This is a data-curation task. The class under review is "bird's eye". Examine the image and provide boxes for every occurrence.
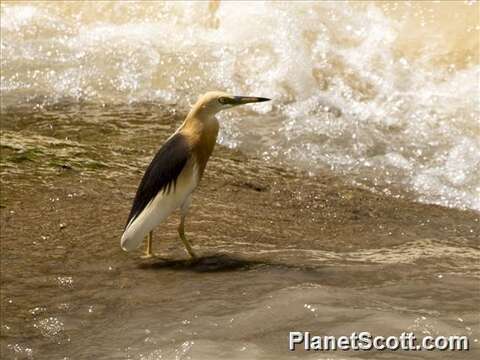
[218,97,229,104]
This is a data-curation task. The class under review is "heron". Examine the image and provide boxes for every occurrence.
[120,91,270,259]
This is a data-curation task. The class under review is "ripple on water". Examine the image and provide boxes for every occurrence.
[56,276,74,289]
[34,317,64,338]
[7,344,33,359]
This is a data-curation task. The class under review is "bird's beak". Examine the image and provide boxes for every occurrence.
[232,96,271,105]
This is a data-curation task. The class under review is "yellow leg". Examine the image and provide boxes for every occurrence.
[141,231,154,259]
[178,215,197,259]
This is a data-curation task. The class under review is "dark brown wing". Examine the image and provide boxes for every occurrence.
[125,133,190,228]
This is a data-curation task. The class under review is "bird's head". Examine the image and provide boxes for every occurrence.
[192,91,270,115]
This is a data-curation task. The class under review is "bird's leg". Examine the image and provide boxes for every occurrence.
[178,214,197,260]
[179,195,197,260]
[141,231,154,259]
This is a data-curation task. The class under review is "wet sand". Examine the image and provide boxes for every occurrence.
[1,103,479,359]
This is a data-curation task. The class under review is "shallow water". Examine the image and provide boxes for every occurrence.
[1,105,479,359]
[1,1,480,359]
[1,1,479,210]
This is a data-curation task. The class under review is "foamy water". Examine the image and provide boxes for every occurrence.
[1,1,479,210]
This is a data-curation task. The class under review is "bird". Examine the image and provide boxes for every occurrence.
[120,91,271,259]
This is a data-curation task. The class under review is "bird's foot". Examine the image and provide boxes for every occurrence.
[140,252,158,259]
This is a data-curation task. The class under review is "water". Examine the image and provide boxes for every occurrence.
[1,2,480,359]
[1,1,479,210]
[1,104,479,359]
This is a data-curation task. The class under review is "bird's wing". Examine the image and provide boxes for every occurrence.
[125,132,191,228]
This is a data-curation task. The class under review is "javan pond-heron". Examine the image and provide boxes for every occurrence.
[120,91,270,259]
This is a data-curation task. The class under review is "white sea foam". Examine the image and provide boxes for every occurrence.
[1,1,479,210]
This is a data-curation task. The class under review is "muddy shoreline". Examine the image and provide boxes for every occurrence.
[1,103,479,359]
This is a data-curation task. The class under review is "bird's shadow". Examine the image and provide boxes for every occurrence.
[137,253,279,273]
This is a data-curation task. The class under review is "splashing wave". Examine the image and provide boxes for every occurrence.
[1,1,479,210]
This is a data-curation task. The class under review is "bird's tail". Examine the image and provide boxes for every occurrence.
[120,220,145,251]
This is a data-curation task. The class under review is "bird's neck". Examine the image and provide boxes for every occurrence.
[180,111,219,177]
[182,103,219,138]
[181,112,219,142]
